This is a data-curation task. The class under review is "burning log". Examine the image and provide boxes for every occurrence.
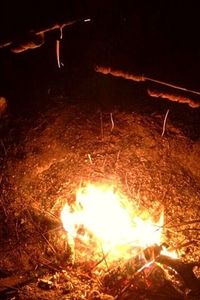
[95,66,200,108]
[101,244,181,299]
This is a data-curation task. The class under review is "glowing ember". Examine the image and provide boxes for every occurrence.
[61,184,176,263]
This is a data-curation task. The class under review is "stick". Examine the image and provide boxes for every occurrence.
[110,112,114,132]
[0,18,91,52]
[95,66,200,108]
[95,66,200,97]
[56,40,61,68]
[161,109,170,137]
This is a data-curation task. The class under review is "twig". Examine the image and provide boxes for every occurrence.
[56,40,61,68]
[60,26,63,40]
[161,109,170,137]
[146,77,200,96]
[87,154,93,165]
[115,150,121,167]
[110,112,114,132]
[56,26,64,69]
[40,231,57,255]
[92,252,109,271]
[100,246,109,271]
[91,244,109,271]
[29,205,60,228]
[44,226,63,234]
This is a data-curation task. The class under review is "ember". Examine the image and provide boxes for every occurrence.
[61,183,177,265]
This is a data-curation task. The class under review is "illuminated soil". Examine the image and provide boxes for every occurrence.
[1,85,200,299]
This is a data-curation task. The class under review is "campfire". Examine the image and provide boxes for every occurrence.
[2,1,200,299]
[61,183,176,265]
[58,183,200,299]
[1,103,200,299]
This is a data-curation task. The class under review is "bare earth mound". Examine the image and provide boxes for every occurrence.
[1,100,200,299]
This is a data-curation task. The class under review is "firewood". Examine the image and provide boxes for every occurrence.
[156,255,200,294]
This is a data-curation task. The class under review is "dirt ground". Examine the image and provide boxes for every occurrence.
[1,75,200,299]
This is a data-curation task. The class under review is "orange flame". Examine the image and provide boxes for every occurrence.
[61,184,177,263]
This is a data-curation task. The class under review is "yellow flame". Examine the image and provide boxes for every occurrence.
[61,184,176,262]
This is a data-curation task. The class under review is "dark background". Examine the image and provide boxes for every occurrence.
[1,1,200,114]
